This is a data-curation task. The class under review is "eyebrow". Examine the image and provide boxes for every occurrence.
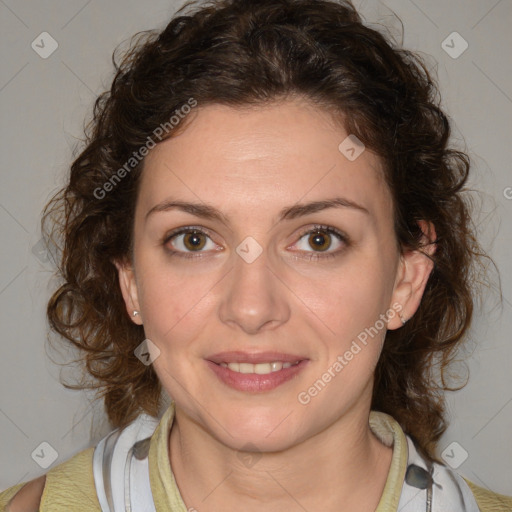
[145,196,369,224]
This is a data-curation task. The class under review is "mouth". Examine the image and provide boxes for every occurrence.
[218,360,301,375]
[206,351,309,392]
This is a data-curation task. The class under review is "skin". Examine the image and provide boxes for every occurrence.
[117,96,435,512]
[5,475,45,511]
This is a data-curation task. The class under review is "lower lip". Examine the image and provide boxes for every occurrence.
[206,360,309,392]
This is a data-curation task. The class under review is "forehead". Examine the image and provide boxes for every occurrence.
[137,99,392,224]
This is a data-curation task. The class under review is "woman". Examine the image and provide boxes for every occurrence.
[1,0,511,510]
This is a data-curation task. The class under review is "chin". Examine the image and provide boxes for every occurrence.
[212,408,304,452]
[227,430,300,454]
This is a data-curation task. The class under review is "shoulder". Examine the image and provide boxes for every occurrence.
[0,475,46,512]
[463,478,512,512]
[0,446,101,512]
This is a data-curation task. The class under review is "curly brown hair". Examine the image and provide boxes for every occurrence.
[42,0,493,462]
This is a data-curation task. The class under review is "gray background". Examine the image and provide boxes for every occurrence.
[1,0,511,497]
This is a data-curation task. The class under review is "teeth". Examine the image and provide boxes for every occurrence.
[220,361,299,374]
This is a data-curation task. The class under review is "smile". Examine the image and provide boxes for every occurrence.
[219,361,301,374]
[207,358,309,392]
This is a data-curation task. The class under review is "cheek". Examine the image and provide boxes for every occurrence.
[136,261,218,350]
[289,259,392,399]
[290,257,391,343]
[136,267,217,398]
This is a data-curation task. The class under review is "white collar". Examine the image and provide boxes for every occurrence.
[92,406,480,512]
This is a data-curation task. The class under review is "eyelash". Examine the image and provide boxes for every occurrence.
[162,224,349,261]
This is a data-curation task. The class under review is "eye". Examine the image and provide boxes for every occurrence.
[164,227,219,258]
[163,224,349,261]
[291,224,349,260]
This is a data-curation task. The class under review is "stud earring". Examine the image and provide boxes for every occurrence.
[399,313,407,325]
[133,310,140,317]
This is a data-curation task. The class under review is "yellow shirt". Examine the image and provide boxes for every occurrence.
[1,404,511,511]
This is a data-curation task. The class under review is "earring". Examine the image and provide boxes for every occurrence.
[399,313,407,325]
[133,310,140,317]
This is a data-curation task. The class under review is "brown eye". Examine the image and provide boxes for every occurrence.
[292,225,348,260]
[166,228,217,255]
[183,231,207,251]
[308,231,332,252]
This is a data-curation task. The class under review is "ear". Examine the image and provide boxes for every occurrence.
[114,257,143,325]
[387,220,436,330]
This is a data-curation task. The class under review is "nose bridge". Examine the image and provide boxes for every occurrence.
[218,240,290,333]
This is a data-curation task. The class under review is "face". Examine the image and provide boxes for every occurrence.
[117,97,433,451]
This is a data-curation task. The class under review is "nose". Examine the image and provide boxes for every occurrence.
[218,243,291,335]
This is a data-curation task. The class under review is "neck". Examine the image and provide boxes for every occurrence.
[168,401,393,512]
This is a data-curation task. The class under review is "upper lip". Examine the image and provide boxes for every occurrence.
[207,351,308,364]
